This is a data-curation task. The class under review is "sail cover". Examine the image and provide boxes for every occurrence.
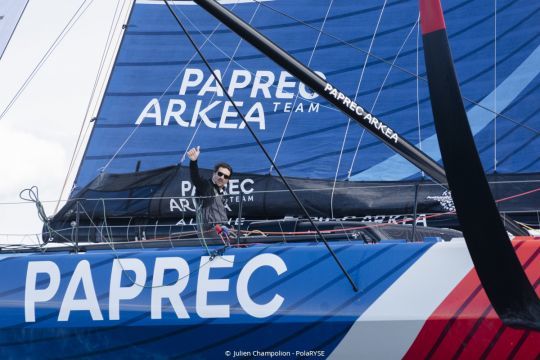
[0,0,29,59]
[71,0,540,222]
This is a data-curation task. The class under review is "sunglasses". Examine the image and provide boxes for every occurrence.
[217,171,230,179]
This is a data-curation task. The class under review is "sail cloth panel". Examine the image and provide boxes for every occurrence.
[0,0,29,59]
[74,1,540,189]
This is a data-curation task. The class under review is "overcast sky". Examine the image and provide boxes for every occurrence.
[0,0,132,243]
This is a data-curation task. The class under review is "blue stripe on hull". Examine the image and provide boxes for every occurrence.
[0,241,433,357]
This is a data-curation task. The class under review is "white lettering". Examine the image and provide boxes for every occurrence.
[109,258,146,320]
[164,99,188,126]
[283,102,292,113]
[196,256,234,318]
[239,102,265,130]
[59,260,102,321]
[170,198,182,212]
[135,98,162,125]
[237,254,286,318]
[219,101,242,129]
[198,70,224,97]
[151,257,190,319]
[228,70,252,97]
[190,100,220,128]
[25,261,61,322]
[181,181,192,197]
[308,103,320,112]
[179,68,204,95]
[251,71,275,98]
[240,179,255,194]
[276,72,295,99]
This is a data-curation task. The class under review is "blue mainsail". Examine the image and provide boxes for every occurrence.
[71,0,540,220]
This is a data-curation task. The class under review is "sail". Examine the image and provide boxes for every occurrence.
[0,0,29,59]
[69,0,540,224]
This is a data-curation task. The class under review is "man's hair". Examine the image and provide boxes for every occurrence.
[214,162,233,176]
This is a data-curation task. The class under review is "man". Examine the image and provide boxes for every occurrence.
[186,146,232,236]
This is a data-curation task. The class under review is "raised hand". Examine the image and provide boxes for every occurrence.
[187,146,201,161]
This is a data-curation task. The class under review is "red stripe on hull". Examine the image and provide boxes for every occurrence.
[404,240,540,359]
[513,331,540,359]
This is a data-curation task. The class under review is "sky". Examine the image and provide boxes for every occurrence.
[0,0,132,244]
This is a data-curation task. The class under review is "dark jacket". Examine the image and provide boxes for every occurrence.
[190,160,228,229]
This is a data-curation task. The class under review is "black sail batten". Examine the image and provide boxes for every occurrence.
[192,0,446,185]
[419,0,539,329]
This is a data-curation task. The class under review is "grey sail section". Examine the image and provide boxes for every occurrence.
[0,0,29,59]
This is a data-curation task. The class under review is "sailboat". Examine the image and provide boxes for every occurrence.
[0,0,538,358]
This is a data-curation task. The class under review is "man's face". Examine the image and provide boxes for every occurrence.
[212,166,231,188]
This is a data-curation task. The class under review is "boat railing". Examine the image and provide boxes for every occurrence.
[1,181,539,250]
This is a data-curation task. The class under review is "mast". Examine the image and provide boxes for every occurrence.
[192,0,447,185]
[419,0,539,329]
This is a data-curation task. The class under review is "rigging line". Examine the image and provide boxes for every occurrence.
[172,1,245,163]
[55,0,128,214]
[4,175,538,206]
[347,9,423,183]
[165,15,340,114]
[346,12,419,180]
[494,0,498,172]
[250,0,540,137]
[89,2,136,120]
[101,2,240,172]
[356,0,388,102]
[269,0,335,174]
[164,0,358,292]
[175,0,259,163]
[371,17,419,115]
[344,1,390,180]
[333,0,388,214]
[0,0,95,122]
[416,12,424,178]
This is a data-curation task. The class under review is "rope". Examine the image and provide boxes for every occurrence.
[101,1,243,172]
[346,14,420,179]
[269,0,335,173]
[164,0,359,291]
[18,186,77,248]
[493,0,498,171]
[416,14,424,178]
[160,10,339,114]
[250,0,540,137]
[177,1,260,164]
[332,0,389,215]
[55,0,129,214]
